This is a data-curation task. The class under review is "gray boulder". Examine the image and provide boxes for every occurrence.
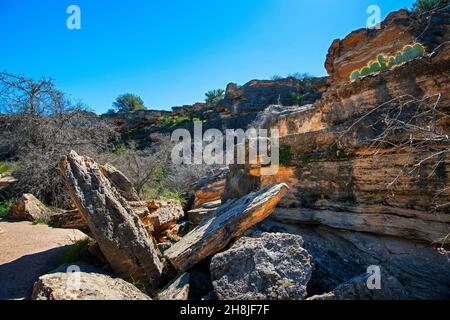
[59,151,164,293]
[32,263,151,300]
[210,232,313,300]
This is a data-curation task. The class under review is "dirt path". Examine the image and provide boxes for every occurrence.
[0,219,86,300]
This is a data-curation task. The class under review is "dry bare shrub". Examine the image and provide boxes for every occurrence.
[340,93,449,253]
[0,71,118,207]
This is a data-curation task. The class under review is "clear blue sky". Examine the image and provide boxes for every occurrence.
[0,0,415,114]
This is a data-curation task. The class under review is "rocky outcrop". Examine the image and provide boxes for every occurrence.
[307,272,408,300]
[8,194,52,222]
[59,151,164,293]
[32,263,151,300]
[325,8,450,83]
[218,77,328,114]
[164,184,289,273]
[210,232,312,300]
[247,40,450,245]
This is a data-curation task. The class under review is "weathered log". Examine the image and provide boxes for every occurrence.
[164,183,289,273]
[59,150,164,292]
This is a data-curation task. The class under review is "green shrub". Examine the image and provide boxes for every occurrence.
[279,145,292,167]
[377,55,388,71]
[360,67,371,77]
[0,163,13,175]
[412,43,425,58]
[112,143,126,155]
[370,61,382,73]
[350,71,361,81]
[326,143,349,160]
[62,238,92,264]
[387,56,396,68]
[32,218,48,226]
[402,45,415,61]
[0,199,16,218]
[113,93,146,112]
[160,189,186,203]
[204,89,225,104]
[411,0,449,14]
[349,43,427,81]
[297,152,319,166]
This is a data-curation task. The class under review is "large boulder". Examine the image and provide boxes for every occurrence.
[164,184,289,273]
[8,194,52,222]
[210,232,313,300]
[59,151,164,293]
[32,264,151,300]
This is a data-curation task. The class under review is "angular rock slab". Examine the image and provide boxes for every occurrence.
[210,232,313,300]
[165,184,289,273]
[8,194,51,222]
[60,150,164,292]
[32,263,151,300]
[158,273,190,300]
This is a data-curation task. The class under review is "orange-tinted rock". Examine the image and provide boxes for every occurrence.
[325,8,449,83]
[165,184,289,273]
[8,194,51,222]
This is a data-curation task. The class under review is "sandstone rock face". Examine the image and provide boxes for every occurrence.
[210,232,313,300]
[165,184,289,273]
[251,41,450,245]
[307,272,408,300]
[8,194,51,222]
[32,264,151,300]
[59,151,164,292]
[325,8,450,83]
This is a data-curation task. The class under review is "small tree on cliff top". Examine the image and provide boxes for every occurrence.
[204,89,225,105]
[113,93,146,112]
[411,0,449,14]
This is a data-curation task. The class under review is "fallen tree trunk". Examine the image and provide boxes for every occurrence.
[60,150,164,293]
[164,183,289,273]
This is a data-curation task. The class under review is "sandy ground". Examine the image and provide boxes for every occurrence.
[0,219,86,300]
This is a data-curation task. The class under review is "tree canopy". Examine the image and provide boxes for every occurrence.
[113,93,146,112]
